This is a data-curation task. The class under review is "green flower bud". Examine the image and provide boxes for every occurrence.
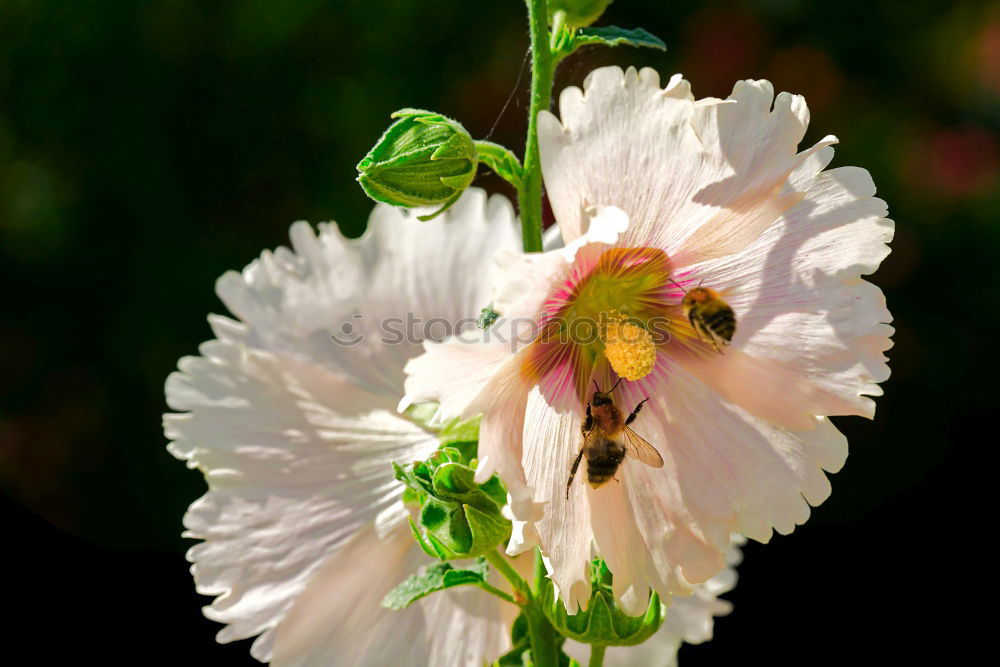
[539,559,664,647]
[394,448,511,560]
[477,304,500,329]
[548,0,613,28]
[356,109,478,221]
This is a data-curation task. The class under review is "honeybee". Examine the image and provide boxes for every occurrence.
[566,379,664,499]
[671,279,736,353]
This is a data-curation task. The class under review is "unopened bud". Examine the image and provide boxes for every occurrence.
[357,109,478,220]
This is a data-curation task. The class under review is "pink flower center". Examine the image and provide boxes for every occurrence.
[521,246,683,401]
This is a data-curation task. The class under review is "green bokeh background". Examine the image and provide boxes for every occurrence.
[1,0,996,664]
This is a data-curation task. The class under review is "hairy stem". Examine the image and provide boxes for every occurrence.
[475,580,516,605]
[520,0,553,253]
[522,605,560,667]
[485,549,530,596]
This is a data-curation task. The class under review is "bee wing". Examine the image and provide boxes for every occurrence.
[622,426,664,468]
[580,424,601,450]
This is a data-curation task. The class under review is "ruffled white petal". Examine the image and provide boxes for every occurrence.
[270,525,430,666]
[214,188,519,401]
[621,365,847,557]
[271,524,514,667]
[166,340,438,655]
[423,582,515,667]
[539,67,834,260]
[167,188,520,661]
[521,387,594,612]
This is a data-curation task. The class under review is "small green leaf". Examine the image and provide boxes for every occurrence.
[382,558,489,610]
[575,26,666,51]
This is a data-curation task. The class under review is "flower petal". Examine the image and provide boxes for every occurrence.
[272,523,514,667]
[270,524,429,666]
[677,164,893,426]
[624,361,847,561]
[213,188,519,401]
[539,67,704,245]
[521,387,594,612]
[539,67,830,258]
[167,189,518,658]
[423,583,515,667]
[166,341,439,654]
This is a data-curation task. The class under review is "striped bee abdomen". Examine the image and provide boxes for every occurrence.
[585,439,626,489]
[699,303,736,342]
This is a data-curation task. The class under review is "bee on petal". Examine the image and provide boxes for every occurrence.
[566,379,664,499]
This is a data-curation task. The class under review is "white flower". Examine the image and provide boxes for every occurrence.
[164,190,525,665]
[403,67,894,614]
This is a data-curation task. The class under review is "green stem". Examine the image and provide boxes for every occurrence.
[485,549,530,597]
[520,0,554,253]
[475,580,516,605]
[486,549,558,667]
[522,605,560,667]
[588,644,606,667]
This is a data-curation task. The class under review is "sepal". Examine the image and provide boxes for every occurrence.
[539,559,664,646]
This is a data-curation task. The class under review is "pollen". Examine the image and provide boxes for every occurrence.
[601,311,656,381]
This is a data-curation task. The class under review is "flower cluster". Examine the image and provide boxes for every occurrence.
[166,4,891,666]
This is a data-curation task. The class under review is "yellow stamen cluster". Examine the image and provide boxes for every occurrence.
[601,311,656,381]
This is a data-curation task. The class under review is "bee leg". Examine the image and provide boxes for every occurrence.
[566,449,585,501]
[581,402,594,436]
[625,397,650,426]
[708,333,723,355]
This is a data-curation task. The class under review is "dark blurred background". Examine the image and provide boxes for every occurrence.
[1,0,996,663]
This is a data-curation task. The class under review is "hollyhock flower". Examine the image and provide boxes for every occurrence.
[403,67,893,613]
[164,190,525,665]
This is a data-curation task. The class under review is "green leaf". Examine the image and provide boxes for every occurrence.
[575,26,666,51]
[437,414,481,447]
[404,402,439,428]
[381,558,489,610]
